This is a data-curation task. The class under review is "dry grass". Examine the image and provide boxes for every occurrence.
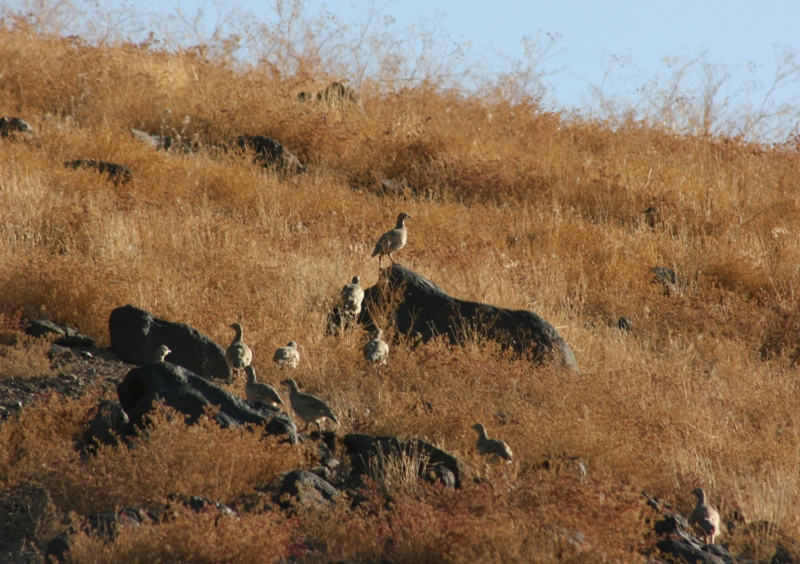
[1,21,800,562]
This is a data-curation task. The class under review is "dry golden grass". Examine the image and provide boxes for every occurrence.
[1,23,800,561]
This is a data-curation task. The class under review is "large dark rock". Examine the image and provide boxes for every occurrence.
[655,538,726,564]
[343,433,466,488]
[329,264,578,371]
[25,318,95,347]
[109,305,231,381]
[64,159,133,185]
[274,469,341,511]
[235,135,305,173]
[117,358,297,443]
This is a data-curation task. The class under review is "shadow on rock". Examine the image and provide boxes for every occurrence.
[117,358,297,443]
[109,304,231,381]
[343,433,465,489]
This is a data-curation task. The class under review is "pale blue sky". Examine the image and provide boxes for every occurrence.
[85,0,800,136]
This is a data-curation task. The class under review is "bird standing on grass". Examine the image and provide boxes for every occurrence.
[225,323,253,375]
[472,423,513,463]
[154,345,171,363]
[273,341,300,369]
[340,275,365,322]
[363,328,390,365]
[244,365,284,407]
[281,378,339,433]
[688,488,721,545]
[372,212,412,269]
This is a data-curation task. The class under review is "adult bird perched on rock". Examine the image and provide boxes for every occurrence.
[273,341,300,369]
[363,328,389,365]
[154,345,171,363]
[689,488,721,545]
[244,365,284,407]
[472,423,513,463]
[372,212,412,269]
[340,275,365,322]
[281,378,339,433]
[225,323,253,375]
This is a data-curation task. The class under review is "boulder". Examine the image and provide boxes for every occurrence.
[274,469,341,511]
[64,159,133,185]
[0,116,33,137]
[343,433,466,488]
[109,305,231,381]
[116,359,297,443]
[235,135,305,173]
[329,264,578,371]
[25,318,95,347]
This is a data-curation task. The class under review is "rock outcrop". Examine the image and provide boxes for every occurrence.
[329,264,578,371]
[25,318,95,347]
[117,358,297,443]
[343,433,466,488]
[235,135,305,173]
[109,305,231,381]
[64,159,133,185]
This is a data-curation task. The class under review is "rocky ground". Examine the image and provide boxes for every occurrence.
[1,316,797,563]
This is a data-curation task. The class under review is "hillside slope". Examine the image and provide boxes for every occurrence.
[1,28,800,562]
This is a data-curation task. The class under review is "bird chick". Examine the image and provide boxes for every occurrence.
[689,488,721,545]
[244,365,284,407]
[340,275,365,322]
[273,341,300,369]
[282,378,339,433]
[363,328,390,365]
[225,323,253,374]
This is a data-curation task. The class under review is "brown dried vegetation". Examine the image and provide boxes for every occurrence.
[1,18,800,563]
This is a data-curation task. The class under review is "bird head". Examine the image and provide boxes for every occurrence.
[155,345,171,361]
[351,275,360,284]
[472,423,486,434]
[230,322,243,332]
[397,212,412,224]
[281,378,298,389]
[287,341,298,348]
[691,488,706,502]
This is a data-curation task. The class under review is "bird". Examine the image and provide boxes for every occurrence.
[363,328,390,365]
[154,345,171,363]
[688,488,721,545]
[225,323,253,375]
[273,341,300,369]
[281,378,339,433]
[340,275,365,322]
[371,212,412,269]
[244,365,284,407]
[472,423,513,463]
